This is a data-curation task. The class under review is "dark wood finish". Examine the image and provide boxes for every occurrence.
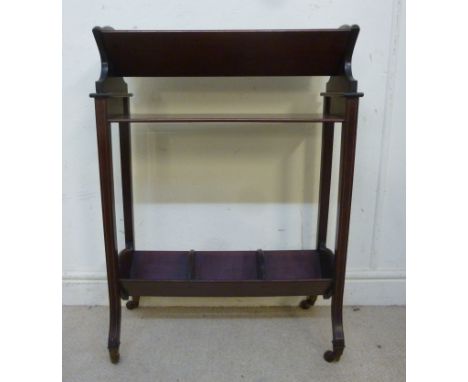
[324,25,360,94]
[117,250,332,297]
[129,251,190,280]
[94,98,121,363]
[119,98,134,250]
[121,279,332,297]
[256,249,265,280]
[119,97,139,311]
[93,26,360,78]
[320,91,364,98]
[120,250,329,281]
[194,251,258,281]
[89,93,133,98]
[91,26,363,364]
[108,113,344,124]
[317,97,335,249]
[188,250,196,280]
[325,96,360,363]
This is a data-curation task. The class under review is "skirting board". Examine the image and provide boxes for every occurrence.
[62,271,405,306]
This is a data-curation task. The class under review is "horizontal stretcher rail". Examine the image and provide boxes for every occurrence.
[107,113,344,123]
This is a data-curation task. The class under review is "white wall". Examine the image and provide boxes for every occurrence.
[63,0,405,305]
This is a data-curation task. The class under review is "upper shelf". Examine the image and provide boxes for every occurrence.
[93,26,360,78]
[107,113,344,123]
[91,26,363,102]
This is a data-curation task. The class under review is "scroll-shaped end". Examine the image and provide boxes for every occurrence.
[342,24,360,32]
[343,25,360,84]
[92,25,114,35]
[326,24,361,95]
[92,26,128,94]
[92,26,110,83]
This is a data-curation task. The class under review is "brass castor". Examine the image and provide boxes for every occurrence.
[126,296,140,310]
[299,296,317,310]
[109,348,120,364]
[323,350,341,363]
[126,300,139,310]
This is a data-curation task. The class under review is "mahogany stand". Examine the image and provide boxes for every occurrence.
[90,25,363,364]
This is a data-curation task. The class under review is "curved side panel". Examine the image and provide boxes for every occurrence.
[326,25,361,94]
[92,26,128,94]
